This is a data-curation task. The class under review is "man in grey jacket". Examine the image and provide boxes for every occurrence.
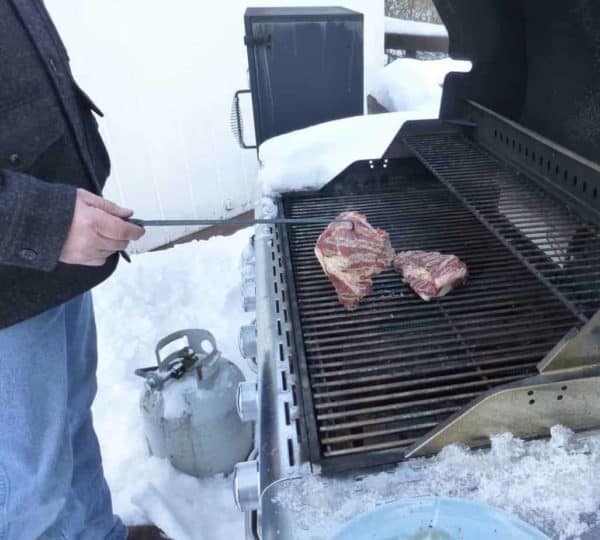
[0,1,167,538]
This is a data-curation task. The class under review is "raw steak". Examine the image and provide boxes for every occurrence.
[394,251,468,301]
[315,212,395,310]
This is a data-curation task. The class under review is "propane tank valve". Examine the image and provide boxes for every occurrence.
[134,346,200,391]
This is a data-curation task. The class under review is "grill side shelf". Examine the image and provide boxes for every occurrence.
[402,132,591,324]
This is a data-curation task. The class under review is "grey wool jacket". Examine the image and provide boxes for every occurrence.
[0,0,118,328]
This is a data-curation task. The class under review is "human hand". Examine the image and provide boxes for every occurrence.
[59,188,145,266]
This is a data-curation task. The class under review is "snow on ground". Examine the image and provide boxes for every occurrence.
[92,229,254,540]
[384,16,448,38]
[276,427,600,540]
[371,58,471,114]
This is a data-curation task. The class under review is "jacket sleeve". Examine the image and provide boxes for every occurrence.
[0,168,76,272]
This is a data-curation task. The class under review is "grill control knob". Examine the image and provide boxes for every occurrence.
[239,324,257,359]
[233,459,260,511]
[236,381,258,422]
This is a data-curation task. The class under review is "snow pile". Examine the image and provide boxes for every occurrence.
[275,427,600,540]
[371,58,471,114]
[260,197,279,219]
[258,111,428,196]
[92,229,254,540]
[384,17,448,38]
[258,59,471,197]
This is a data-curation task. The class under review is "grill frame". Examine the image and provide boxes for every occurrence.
[278,106,600,474]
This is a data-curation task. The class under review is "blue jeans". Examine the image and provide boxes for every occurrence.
[0,293,126,540]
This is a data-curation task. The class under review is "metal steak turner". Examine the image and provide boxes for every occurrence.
[118,216,353,262]
[126,217,354,229]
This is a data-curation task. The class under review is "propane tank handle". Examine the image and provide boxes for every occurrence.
[155,329,219,371]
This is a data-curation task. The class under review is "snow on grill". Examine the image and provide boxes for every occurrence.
[279,151,600,471]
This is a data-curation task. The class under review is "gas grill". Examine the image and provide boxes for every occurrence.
[232,2,600,538]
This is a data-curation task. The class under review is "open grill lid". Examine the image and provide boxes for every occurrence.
[435,0,600,164]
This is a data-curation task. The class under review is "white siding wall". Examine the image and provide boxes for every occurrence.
[45,1,384,252]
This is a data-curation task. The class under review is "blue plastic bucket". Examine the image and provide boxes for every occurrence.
[331,497,549,540]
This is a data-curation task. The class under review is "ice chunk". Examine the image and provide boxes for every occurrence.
[274,428,600,540]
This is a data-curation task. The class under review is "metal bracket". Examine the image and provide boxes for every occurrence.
[538,310,600,373]
[406,367,600,458]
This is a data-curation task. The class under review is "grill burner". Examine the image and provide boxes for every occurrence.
[281,131,600,472]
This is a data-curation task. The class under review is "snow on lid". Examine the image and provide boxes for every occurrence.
[384,16,448,38]
[258,111,431,197]
[258,59,472,198]
[274,427,600,540]
[371,58,472,114]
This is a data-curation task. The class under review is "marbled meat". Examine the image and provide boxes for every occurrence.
[394,250,468,301]
[315,211,395,310]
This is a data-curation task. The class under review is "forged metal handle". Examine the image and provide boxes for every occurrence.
[231,90,257,150]
[126,217,356,229]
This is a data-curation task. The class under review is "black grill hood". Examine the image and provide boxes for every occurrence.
[435,0,600,163]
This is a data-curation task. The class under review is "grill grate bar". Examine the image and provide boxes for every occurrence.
[312,363,538,399]
[319,406,463,433]
[303,315,575,350]
[295,270,600,294]
[311,357,547,391]
[304,325,574,363]
[301,298,574,334]
[297,274,557,298]
[325,438,420,457]
[313,373,525,411]
[304,320,574,357]
[321,421,440,445]
[318,391,483,421]
[310,344,556,375]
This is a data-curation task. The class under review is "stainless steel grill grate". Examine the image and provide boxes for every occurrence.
[281,146,600,471]
[403,133,600,321]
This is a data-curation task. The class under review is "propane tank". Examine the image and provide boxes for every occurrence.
[136,329,253,477]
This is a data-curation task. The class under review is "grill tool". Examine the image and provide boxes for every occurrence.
[127,217,354,229]
[120,217,352,263]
